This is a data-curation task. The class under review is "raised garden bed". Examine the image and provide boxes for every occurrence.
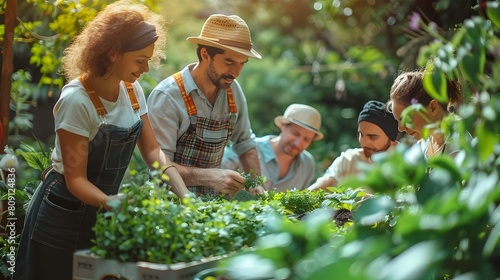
[73,249,226,280]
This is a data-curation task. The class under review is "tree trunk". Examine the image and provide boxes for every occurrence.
[0,0,17,150]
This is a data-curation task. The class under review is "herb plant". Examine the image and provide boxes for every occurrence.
[91,171,286,264]
[239,170,267,191]
[264,189,327,216]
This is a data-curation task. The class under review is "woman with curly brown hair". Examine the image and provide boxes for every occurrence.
[13,1,190,278]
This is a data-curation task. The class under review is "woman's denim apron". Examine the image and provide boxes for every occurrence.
[172,72,237,196]
[13,81,142,280]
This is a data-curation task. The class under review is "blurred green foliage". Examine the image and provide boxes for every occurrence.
[92,174,288,264]
[2,1,500,278]
[217,2,500,279]
[6,0,479,179]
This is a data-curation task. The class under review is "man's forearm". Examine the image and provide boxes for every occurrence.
[171,162,246,195]
[239,147,261,176]
[308,175,337,191]
[173,163,211,187]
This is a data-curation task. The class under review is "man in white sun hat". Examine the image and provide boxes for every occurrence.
[222,104,324,192]
[148,14,262,197]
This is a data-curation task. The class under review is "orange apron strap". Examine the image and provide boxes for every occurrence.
[78,77,107,116]
[226,88,237,114]
[124,81,140,111]
[173,72,197,116]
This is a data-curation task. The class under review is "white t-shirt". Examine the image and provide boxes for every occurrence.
[325,148,371,183]
[51,79,148,174]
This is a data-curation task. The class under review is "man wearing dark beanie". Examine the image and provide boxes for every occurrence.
[308,100,398,191]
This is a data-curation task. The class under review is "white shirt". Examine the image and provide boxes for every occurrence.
[51,79,147,174]
[324,148,371,183]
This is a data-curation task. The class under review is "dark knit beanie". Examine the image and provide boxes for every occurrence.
[357,100,399,141]
[121,21,159,52]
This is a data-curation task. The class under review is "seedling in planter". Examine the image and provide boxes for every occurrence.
[238,170,267,191]
[264,189,327,216]
[229,170,267,201]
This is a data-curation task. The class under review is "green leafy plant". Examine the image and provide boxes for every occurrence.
[219,3,500,279]
[217,209,341,280]
[9,71,36,143]
[264,189,327,216]
[91,170,287,264]
[0,141,51,279]
[239,169,267,191]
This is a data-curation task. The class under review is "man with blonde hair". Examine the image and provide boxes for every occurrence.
[222,104,323,192]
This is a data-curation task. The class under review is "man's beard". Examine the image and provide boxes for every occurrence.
[363,139,392,158]
[281,141,301,157]
[207,61,234,90]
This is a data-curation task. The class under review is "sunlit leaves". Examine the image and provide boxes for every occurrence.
[486,1,500,29]
[92,182,287,264]
[423,62,448,104]
[353,195,395,226]
[459,18,488,87]
[435,43,457,74]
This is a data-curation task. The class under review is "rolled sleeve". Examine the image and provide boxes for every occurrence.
[147,78,189,160]
[229,81,256,155]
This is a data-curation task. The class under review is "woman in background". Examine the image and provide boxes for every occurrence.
[388,70,466,159]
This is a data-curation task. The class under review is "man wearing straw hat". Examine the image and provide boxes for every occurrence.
[308,100,399,191]
[222,104,323,192]
[148,14,262,197]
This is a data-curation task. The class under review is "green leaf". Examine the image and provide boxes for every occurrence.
[459,52,484,87]
[487,1,500,29]
[40,76,54,85]
[20,152,51,171]
[426,156,462,183]
[483,221,500,257]
[353,195,395,226]
[450,28,467,48]
[378,241,442,280]
[231,190,258,201]
[423,63,448,103]
[476,122,496,162]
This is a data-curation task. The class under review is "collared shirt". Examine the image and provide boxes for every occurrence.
[324,148,371,183]
[147,64,256,162]
[222,135,316,192]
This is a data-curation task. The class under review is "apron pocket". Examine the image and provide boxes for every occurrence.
[32,194,86,251]
[105,136,137,170]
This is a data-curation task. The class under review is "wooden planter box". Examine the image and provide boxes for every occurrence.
[73,250,225,280]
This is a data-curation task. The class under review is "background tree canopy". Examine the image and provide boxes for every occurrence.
[0,0,481,177]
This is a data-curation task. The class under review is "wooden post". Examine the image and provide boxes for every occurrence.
[0,0,17,150]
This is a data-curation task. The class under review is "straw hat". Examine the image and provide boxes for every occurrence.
[187,14,261,59]
[274,104,323,141]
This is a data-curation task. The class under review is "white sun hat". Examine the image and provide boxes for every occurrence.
[274,104,324,141]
